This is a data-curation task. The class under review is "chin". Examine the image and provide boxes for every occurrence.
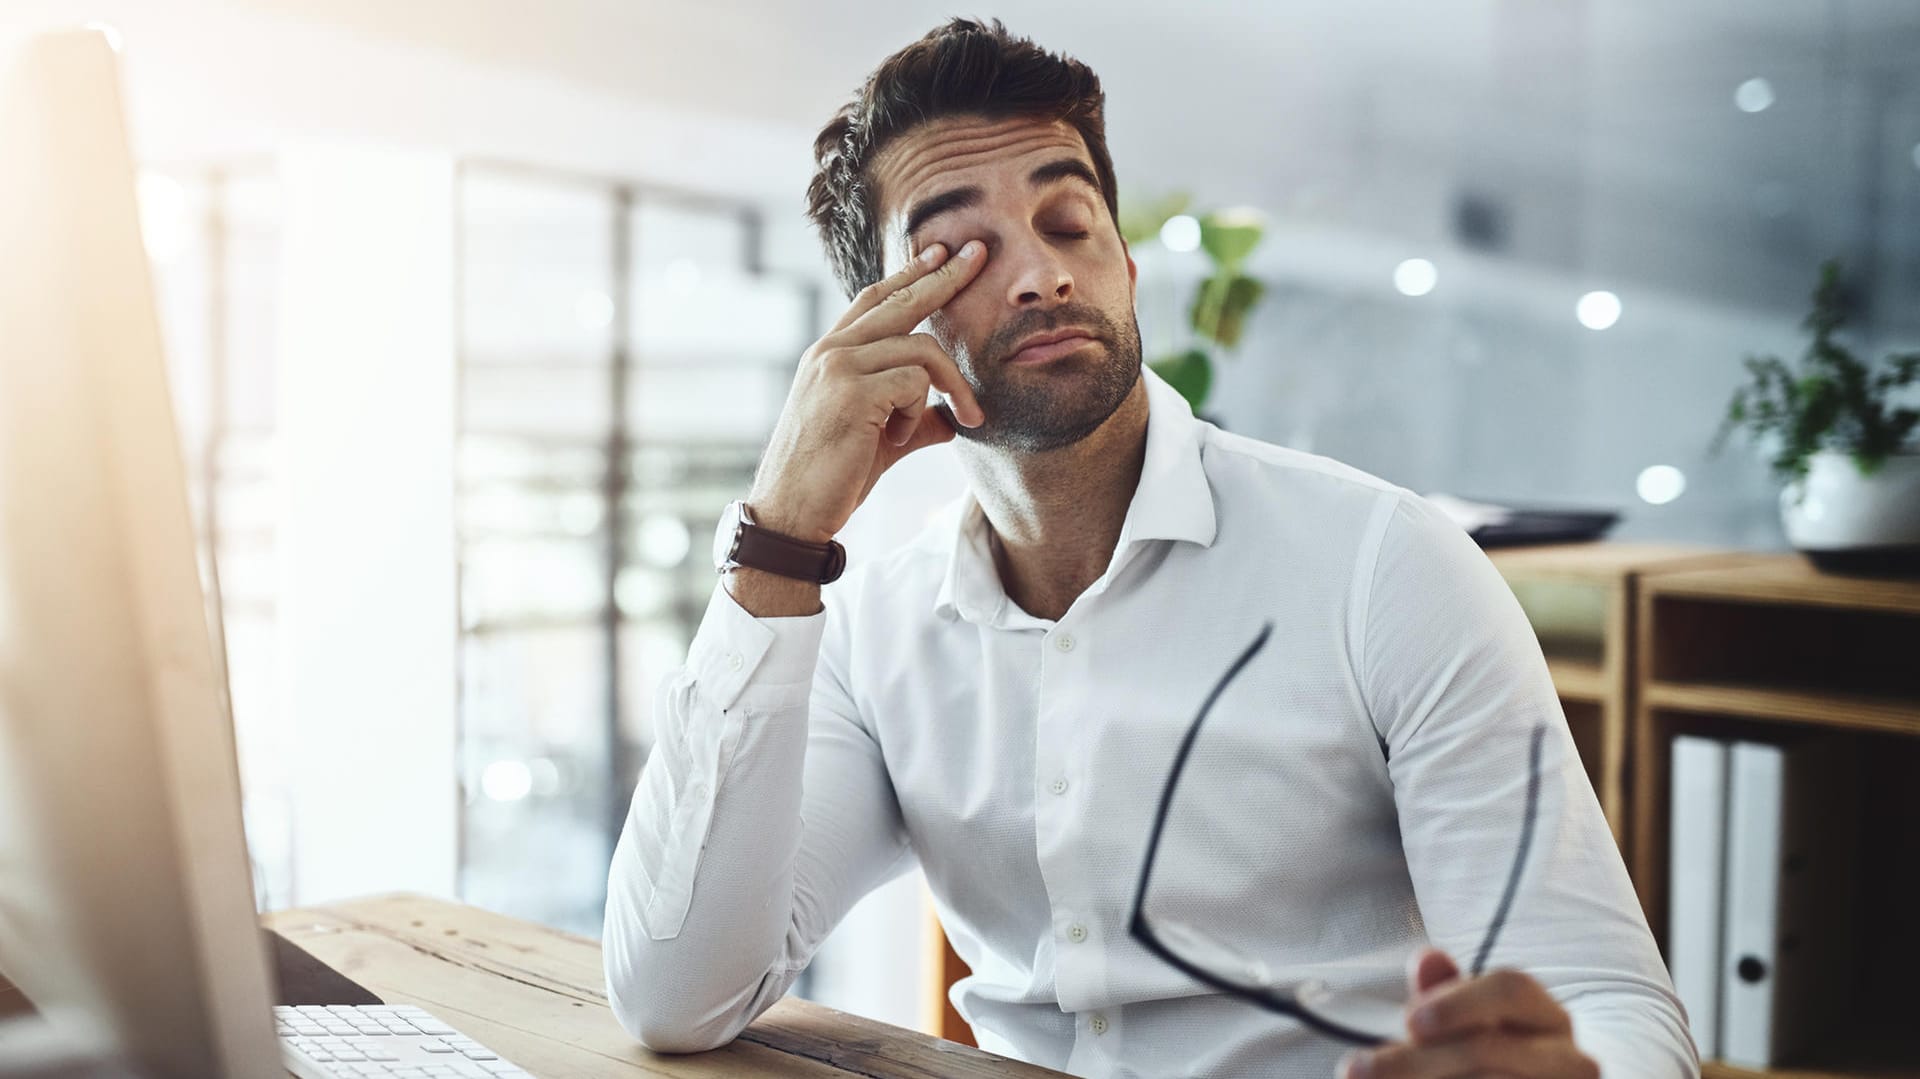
[958,359,1141,454]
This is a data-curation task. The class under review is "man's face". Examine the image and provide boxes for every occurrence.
[872,115,1142,453]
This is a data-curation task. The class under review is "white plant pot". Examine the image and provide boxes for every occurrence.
[1779,450,1920,574]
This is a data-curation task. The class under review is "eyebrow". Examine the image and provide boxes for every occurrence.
[901,157,1104,242]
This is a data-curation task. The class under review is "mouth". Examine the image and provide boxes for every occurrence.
[1007,327,1100,366]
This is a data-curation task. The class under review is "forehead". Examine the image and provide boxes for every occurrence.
[870,115,1094,224]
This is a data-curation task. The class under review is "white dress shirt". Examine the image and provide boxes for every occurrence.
[603,368,1697,1079]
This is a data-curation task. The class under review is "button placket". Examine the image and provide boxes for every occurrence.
[1035,619,1095,1010]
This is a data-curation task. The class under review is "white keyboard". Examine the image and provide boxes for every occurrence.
[277,1004,533,1079]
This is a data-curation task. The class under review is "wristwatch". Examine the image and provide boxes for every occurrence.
[711,500,847,584]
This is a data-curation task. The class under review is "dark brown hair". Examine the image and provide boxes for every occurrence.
[805,18,1121,299]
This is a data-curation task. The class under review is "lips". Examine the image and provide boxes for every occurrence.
[1007,327,1099,366]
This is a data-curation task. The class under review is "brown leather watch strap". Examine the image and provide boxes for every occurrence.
[729,522,847,584]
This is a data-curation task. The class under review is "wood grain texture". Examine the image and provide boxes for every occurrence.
[1643,555,1920,615]
[265,894,1066,1079]
[1544,657,1608,703]
[1644,681,1920,737]
[927,902,976,1048]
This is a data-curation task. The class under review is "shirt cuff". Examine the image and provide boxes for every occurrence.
[685,581,827,712]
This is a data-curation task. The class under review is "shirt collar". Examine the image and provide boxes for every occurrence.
[932,365,1218,622]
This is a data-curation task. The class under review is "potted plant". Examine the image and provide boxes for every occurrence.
[1119,193,1269,414]
[1712,259,1920,573]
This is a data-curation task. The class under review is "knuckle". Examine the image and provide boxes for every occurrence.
[1490,969,1532,1001]
[910,333,949,362]
[881,283,919,308]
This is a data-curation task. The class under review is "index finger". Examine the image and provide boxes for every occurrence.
[1406,969,1570,1044]
[836,239,988,344]
[829,242,951,336]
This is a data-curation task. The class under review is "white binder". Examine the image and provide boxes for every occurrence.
[1668,736,1729,1060]
[1720,738,1858,1069]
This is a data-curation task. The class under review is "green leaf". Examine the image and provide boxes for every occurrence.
[1117,191,1192,247]
[1198,208,1265,268]
[1188,273,1267,348]
[1148,348,1214,412]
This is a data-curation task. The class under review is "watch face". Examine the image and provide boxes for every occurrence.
[712,501,743,570]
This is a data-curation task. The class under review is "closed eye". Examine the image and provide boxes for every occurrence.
[1052,230,1092,241]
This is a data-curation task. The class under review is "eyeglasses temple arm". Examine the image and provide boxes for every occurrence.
[1129,623,1273,931]
[1469,723,1546,977]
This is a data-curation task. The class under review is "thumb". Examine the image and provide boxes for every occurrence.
[1407,947,1460,1001]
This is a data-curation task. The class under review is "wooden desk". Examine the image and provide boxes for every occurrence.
[266,894,1066,1078]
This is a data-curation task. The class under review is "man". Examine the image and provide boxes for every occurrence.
[604,18,1694,1079]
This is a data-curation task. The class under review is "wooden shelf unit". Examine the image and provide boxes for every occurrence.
[1486,543,1747,852]
[1631,555,1920,1079]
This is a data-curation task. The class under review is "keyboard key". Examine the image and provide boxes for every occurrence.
[281,1004,512,1079]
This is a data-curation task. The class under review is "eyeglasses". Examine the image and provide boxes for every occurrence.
[1126,622,1546,1047]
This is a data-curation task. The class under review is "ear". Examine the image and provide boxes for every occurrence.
[1124,239,1139,302]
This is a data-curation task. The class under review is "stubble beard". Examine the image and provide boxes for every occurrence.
[938,302,1144,454]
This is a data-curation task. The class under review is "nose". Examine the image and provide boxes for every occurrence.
[1002,235,1074,309]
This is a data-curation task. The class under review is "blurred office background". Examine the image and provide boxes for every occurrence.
[4,0,1917,1035]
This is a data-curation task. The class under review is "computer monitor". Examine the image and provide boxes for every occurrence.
[0,29,284,1079]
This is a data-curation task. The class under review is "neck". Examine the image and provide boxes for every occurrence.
[956,375,1150,622]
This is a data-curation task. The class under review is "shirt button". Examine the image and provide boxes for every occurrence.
[1066,923,1087,944]
[1089,1013,1108,1035]
[1049,777,1069,796]
[727,652,744,671]
[1054,633,1075,653]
